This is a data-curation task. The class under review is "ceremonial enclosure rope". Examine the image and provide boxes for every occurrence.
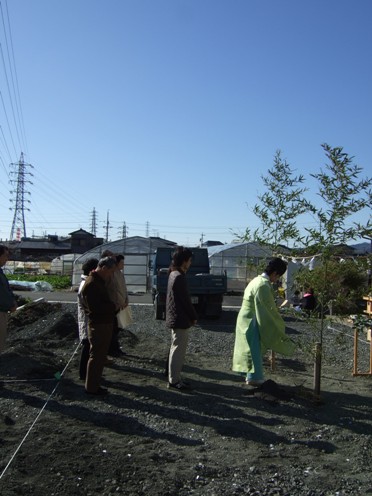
[0,341,81,480]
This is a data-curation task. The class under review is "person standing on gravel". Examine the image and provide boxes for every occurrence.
[109,254,129,356]
[81,256,117,396]
[101,250,128,357]
[77,258,98,380]
[232,258,295,386]
[0,245,17,353]
[166,246,197,391]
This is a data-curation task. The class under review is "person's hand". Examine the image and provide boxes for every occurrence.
[10,305,17,313]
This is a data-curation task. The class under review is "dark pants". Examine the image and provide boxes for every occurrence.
[108,316,122,355]
[85,322,113,393]
[79,338,90,380]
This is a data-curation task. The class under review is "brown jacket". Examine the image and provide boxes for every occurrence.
[81,272,116,325]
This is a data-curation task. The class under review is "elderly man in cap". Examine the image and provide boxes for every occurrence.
[81,256,117,396]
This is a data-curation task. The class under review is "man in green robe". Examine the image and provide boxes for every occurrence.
[232,258,295,386]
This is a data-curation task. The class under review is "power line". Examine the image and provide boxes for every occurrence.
[3,0,28,155]
[0,90,17,158]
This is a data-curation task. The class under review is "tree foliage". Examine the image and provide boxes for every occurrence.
[294,259,368,315]
[244,150,310,249]
[305,143,372,251]
[244,143,371,315]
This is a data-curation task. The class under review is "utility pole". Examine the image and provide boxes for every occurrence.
[9,152,33,240]
[90,207,98,236]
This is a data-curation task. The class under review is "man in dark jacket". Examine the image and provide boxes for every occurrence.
[0,245,17,353]
[166,246,197,390]
[81,256,117,395]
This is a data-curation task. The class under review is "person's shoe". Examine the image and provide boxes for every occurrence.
[167,381,191,391]
[104,357,115,366]
[85,387,109,396]
[245,379,265,387]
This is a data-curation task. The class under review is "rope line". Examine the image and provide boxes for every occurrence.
[1,378,57,383]
[0,341,81,480]
[327,325,370,345]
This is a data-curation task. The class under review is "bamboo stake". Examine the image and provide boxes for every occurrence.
[314,342,322,397]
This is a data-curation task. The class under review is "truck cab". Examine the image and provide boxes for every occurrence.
[151,247,227,320]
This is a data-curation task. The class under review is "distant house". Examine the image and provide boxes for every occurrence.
[14,235,71,261]
[69,229,104,254]
[5,230,104,261]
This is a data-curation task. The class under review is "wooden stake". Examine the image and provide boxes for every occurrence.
[314,342,322,397]
[352,327,372,376]
[353,329,358,376]
[270,350,276,371]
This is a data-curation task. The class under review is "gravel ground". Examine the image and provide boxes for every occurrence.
[0,300,371,496]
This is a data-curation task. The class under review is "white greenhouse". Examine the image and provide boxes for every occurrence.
[207,242,275,293]
[72,236,176,293]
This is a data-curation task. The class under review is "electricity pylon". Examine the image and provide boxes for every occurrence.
[9,152,33,240]
[90,207,98,236]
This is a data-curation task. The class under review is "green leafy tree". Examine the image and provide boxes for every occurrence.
[245,150,311,249]
[305,143,372,250]
[303,143,371,395]
[294,259,368,315]
[304,144,371,315]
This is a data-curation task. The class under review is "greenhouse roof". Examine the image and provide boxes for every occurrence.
[74,236,177,263]
[207,242,274,258]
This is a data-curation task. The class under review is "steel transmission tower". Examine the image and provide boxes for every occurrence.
[118,221,127,239]
[9,152,33,240]
[90,207,98,235]
[103,210,112,242]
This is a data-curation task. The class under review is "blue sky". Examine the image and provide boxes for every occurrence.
[0,0,370,246]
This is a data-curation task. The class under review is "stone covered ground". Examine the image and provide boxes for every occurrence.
[0,299,371,496]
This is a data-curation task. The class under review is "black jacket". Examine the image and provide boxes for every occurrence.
[166,270,197,329]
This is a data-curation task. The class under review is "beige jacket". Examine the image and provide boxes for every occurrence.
[106,270,128,309]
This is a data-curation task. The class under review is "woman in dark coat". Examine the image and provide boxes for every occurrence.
[166,246,197,391]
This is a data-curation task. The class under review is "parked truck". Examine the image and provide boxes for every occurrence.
[151,247,227,320]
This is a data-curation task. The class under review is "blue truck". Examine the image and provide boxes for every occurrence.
[151,247,227,320]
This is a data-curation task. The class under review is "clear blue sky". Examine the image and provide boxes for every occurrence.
[0,0,371,246]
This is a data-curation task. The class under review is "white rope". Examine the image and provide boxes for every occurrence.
[0,379,61,479]
[0,341,81,480]
[1,378,56,383]
[327,325,370,345]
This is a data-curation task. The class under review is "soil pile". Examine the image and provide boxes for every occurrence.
[0,301,371,495]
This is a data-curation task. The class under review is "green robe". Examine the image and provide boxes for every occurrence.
[232,275,295,374]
